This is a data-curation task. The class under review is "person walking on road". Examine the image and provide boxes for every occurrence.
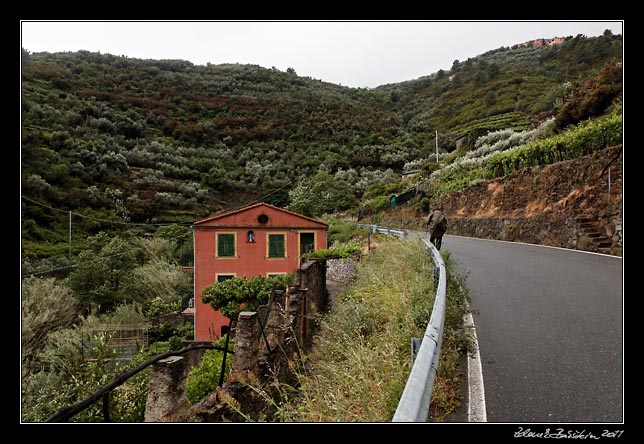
[424,206,448,250]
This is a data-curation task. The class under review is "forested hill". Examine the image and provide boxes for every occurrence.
[376,32,622,141]
[21,32,622,258]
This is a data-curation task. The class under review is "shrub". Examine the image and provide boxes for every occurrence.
[307,240,362,259]
[185,338,233,404]
[363,195,391,214]
[201,274,293,320]
[21,276,80,377]
[325,218,367,244]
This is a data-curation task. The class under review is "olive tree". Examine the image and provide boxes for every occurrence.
[287,171,357,218]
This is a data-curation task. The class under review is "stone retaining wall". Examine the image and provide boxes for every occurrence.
[144,259,329,422]
[381,146,623,256]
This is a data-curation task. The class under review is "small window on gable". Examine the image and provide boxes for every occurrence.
[247,230,255,243]
[258,214,269,224]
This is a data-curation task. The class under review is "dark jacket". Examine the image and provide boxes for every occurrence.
[427,210,447,236]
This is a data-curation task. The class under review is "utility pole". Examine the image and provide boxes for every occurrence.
[68,210,72,261]
[435,130,439,162]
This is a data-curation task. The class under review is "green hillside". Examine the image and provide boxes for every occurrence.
[21,32,622,260]
[20,31,623,423]
[377,32,622,149]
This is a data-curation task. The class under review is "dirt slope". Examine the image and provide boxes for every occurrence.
[379,146,623,255]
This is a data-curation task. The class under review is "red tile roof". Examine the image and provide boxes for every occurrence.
[192,202,329,227]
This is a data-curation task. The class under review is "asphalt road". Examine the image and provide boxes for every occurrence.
[442,235,623,423]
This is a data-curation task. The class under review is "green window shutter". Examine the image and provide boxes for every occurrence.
[268,234,285,258]
[217,234,235,257]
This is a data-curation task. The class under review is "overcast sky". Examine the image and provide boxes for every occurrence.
[21,21,623,88]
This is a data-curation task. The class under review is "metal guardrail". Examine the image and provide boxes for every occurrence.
[358,223,447,422]
[360,223,408,239]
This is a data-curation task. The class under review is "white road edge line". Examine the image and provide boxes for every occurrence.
[464,310,487,422]
[446,234,622,259]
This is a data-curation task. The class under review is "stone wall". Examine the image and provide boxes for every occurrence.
[184,259,328,422]
[297,259,329,322]
[379,146,623,256]
[327,258,358,284]
[435,146,622,255]
[143,344,209,422]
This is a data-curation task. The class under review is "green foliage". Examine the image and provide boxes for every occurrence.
[66,233,142,312]
[287,171,358,217]
[274,237,470,421]
[185,338,234,404]
[425,112,621,200]
[201,274,293,320]
[21,35,621,263]
[555,61,622,129]
[65,232,191,314]
[122,258,192,310]
[21,326,145,422]
[21,302,182,422]
[144,296,182,318]
[146,318,193,347]
[105,303,147,324]
[307,240,362,259]
[21,276,80,377]
[484,111,622,178]
[325,218,368,244]
[363,195,392,214]
[154,224,194,266]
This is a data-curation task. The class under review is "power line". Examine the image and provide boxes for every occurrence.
[244,178,293,207]
[201,177,294,218]
[21,195,193,227]
[21,177,296,278]
[22,229,193,279]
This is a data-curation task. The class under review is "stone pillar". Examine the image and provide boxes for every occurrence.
[144,356,190,422]
[260,291,286,356]
[231,311,260,374]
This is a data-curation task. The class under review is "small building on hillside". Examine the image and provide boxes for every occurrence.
[533,36,566,47]
[402,169,421,181]
[191,202,328,341]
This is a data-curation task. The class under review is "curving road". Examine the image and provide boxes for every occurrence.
[442,234,623,423]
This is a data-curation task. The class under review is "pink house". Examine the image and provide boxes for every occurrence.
[549,37,566,46]
[191,202,328,341]
[533,37,566,47]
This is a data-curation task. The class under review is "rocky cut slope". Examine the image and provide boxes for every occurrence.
[381,145,622,256]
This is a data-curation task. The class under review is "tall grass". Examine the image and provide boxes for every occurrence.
[264,237,470,422]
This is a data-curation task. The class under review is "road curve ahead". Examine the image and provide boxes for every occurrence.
[443,235,623,423]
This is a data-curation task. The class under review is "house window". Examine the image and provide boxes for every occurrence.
[258,214,269,224]
[216,233,236,257]
[216,273,235,282]
[300,232,315,255]
[268,233,286,258]
[267,272,287,278]
[247,230,255,243]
